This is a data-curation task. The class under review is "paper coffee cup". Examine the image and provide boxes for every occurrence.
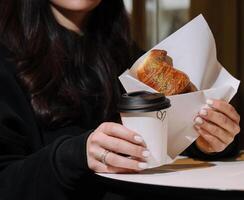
[118,91,171,168]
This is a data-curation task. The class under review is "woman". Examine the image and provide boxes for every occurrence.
[0,0,240,199]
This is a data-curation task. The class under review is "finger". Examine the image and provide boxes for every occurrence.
[98,122,146,147]
[199,108,240,136]
[95,133,150,159]
[207,99,240,123]
[195,135,215,153]
[88,146,140,173]
[105,151,148,171]
[195,126,228,152]
[89,145,146,164]
[195,117,234,145]
[90,159,137,173]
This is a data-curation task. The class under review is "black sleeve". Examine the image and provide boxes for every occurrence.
[183,135,240,160]
[0,57,95,200]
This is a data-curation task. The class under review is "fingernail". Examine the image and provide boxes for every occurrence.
[200,109,207,116]
[138,162,148,169]
[195,117,203,124]
[206,99,213,106]
[142,150,150,158]
[134,135,143,143]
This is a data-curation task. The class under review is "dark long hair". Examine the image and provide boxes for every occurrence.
[0,0,133,129]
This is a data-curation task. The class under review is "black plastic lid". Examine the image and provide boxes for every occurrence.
[118,91,171,113]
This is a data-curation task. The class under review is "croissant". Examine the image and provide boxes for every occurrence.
[137,49,197,96]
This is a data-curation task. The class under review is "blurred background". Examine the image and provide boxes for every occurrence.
[123,0,244,148]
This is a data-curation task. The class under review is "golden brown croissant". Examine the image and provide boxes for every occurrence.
[137,49,197,96]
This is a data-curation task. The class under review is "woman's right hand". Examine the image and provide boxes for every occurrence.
[86,122,150,173]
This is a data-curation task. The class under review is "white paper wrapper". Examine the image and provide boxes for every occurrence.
[119,14,240,161]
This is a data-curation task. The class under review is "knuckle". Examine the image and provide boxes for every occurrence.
[101,122,123,134]
[105,153,113,164]
[235,125,241,135]
[88,147,97,157]
[112,140,121,152]
[211,125,219,135]
[221,115,228,125]
[102,122,117,132]
[237,114,241,123]
[100,122,111,131]
[88,160,98,171]
[90,163,97,170]
[89,132,97,144]
[97,123,105,131]
[90,132,102,144]
[231,122,240,135]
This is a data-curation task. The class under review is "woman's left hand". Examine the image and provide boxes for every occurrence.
[194,99,240,154]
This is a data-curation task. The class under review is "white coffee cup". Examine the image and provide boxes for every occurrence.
[118,91,171,168]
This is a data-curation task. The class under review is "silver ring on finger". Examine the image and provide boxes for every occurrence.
[100,149,110,165]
